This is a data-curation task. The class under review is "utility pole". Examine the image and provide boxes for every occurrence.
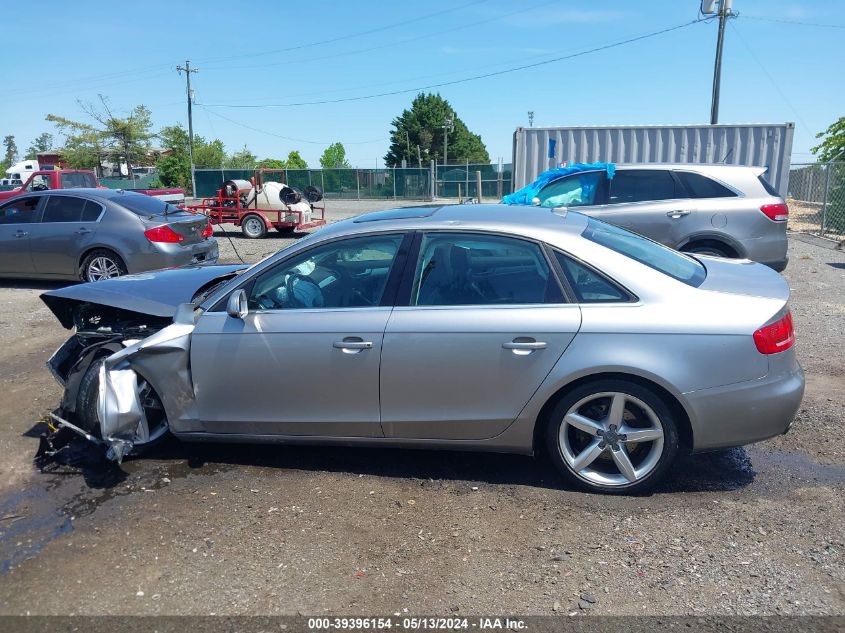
[176,60,199,196]
[528,111,535,127]
[442,111,454,167]
[705,0,735,124]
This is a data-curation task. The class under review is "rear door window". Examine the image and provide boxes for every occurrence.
[675,171,737,198]
[411,233,563,306]
[609,170,678,204]
[41,195,87,222]
[537,172,602,208]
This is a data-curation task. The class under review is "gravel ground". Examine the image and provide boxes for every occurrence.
[0,205,842,616]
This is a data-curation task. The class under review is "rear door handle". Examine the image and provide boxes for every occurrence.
[333,338,373,353]
[14,230,28,238]
[503,340,547,350]
[75,227,92,235]
[666,210,691,218]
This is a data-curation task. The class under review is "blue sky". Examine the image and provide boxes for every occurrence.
[3,0,842,167]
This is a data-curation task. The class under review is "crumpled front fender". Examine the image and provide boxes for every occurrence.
[96,304,199,460]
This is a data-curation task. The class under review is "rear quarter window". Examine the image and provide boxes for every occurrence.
[675,171,737,198]
[582,217,706,287]
[757,175,780,197]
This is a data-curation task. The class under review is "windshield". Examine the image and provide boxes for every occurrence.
[581,217,706,287]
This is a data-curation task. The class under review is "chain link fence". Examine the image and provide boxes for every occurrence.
[195,167,433,200]
[194,164,513,201]
[787,162,845,240]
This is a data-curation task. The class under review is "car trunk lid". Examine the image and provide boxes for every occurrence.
[696,255,789,301]
[144,211,208,245]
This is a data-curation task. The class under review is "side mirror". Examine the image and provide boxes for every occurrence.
[531,196,541,206]
[226,289,248,319]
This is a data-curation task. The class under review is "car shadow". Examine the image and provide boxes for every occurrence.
[142,437,755,495]
[30,421,756,496]
[0,279,75,291]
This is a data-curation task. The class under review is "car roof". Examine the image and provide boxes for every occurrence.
[10,188,151,202]
[318,203,590,246]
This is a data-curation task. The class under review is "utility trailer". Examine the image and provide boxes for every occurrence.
[187,169,326,239]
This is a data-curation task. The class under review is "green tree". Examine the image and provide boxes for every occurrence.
[47,97,155,174]
[25,133,54,160]
[812,116,845,162]
[226,145,257,169]
[258,151,307,170]
[284,150,307,169]
[320,142,351,169]
[257,158,286,169]
[2,135,18,170]
[384,93,489,167]
[155,124,227,192]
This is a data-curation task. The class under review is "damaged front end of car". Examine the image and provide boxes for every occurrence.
[39,265,245,462]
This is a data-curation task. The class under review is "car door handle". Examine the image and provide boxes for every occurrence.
[503,341,547,350]
[14,230,28,238]
[333,338,373,351]
[75,227,92,235]
[666,210,691,218]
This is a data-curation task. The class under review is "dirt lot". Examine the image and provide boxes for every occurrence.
[0,203,842,616]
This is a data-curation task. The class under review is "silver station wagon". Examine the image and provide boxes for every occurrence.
[531,164,789,271]
[42,204,803,494]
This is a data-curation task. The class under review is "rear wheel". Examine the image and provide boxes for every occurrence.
[682,242,733,258]
[545,379,679,494]
[241,215,268,239]
[80,249,127,282]
[76,357,170,454]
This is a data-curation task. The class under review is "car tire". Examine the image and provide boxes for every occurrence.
[544,379,680,495]
[241,214,268,239]
[683,243,732,258]
[75,357,170,455]
[80,249,127,282]
[275,225,296,234]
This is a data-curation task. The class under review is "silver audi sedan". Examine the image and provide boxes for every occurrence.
[41,204,804,494]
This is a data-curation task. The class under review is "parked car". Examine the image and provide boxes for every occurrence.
[0,189,218,282]
[518,164,789,272]
[41,204,803,494]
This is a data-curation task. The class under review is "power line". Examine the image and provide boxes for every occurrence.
[728,22,815,144]
[196,0,491,66]
[199,105,387,145]
[199,18,708,109]
[201,0,560,72]
[741,15,845,29]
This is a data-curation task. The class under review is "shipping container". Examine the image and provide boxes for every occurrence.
[512,123,795,196]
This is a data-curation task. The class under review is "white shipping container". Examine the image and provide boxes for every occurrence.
[512,123,794,196]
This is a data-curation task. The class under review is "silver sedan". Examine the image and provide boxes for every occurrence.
[42,204,804,494]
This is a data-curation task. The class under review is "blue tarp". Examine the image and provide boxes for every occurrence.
[502,162,615,206]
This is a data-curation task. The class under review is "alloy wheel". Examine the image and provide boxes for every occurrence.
[558,391,665,487]
[86,256,122,281]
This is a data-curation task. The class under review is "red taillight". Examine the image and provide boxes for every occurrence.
[144,225,183,243]
[760,203,789,222]
[201,221,213,238]
[753,311,795,354]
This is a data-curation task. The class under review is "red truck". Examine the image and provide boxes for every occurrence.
[0,168,185,204]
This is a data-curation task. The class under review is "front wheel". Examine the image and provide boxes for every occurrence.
[75,357,170,454]
[545,379,680,494]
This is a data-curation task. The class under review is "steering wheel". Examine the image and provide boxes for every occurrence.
[285,273,324,308]
[32,183,48,191]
